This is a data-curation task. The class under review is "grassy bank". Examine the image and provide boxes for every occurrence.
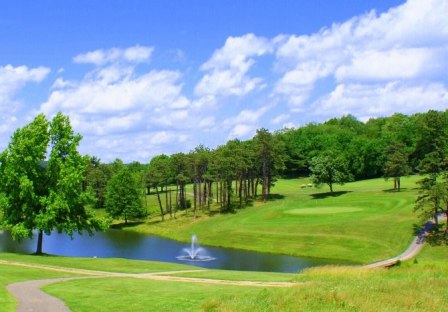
[121,176,420,263]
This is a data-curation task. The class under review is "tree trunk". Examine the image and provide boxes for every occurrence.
[36,230,43,254]
[394,178,397,190]
[198,179,202,210]
[329,182,333,193]
[227,179,232,211]
[155,186,164,221]
[255,178,259,198]
[397,177,401,191]
[193,180,197,219]
[239,175,243,208]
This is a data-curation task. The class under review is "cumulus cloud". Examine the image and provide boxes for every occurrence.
[40,45,211,162]
[0,65,50,105]
[273,0,448,114]
[73,45,153,65]
[224,105,271,139]
[195,34,273,97]
[0,64,50,137]
[312,82,448,120]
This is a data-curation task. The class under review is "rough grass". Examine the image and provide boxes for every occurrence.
[202,245,448,312]
[117,176,420,263]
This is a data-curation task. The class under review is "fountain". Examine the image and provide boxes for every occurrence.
[176,234,215,261]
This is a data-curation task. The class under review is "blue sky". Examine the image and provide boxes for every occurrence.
[1,0,447,162]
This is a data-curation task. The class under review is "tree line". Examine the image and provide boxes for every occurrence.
[1,109,447,253]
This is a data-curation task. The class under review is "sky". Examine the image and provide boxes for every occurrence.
[1,0,447,162]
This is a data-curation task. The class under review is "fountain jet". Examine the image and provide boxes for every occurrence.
[176,234,215,261]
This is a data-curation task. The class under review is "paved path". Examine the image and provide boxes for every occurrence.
[364,214,446,268]
[7,278,81,312]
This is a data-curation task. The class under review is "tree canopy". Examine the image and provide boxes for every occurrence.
[0,113,108,254]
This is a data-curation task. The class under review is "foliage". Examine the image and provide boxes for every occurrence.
[0,113,109,254]
[383,142,411,191]
[310,153,353,193]
[106,167,146,224]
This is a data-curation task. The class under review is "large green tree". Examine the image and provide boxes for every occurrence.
[105,167,146,224]
[0,113,108,254]
[310,153,353,193]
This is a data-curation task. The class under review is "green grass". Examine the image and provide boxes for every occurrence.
[40,245,447,312]
[118,176,421,263]
[200,245,448,312]
[169,269,296,282]
[0,253,199,273]
[44,277,266,312]
[2,245,447,312]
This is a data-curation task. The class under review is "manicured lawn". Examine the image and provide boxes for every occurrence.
[168,269,296,282]
[2,245,446,312]
[0,253,199,273]
[120,176,421,263]
[44,277,268,312]
[41,245,447,312]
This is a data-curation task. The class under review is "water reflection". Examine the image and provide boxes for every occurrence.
[0,230,345,273]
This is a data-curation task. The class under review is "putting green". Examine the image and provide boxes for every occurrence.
[285,207,363,215]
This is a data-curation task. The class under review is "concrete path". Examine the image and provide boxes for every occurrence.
[7,278,78,312]
[364,213,446,268]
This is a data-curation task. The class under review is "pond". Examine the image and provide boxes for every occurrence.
[0,229,345,273]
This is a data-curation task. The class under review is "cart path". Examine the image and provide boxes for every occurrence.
[3,261,298,312]
[364,213,446,268]
[7,277,93,312]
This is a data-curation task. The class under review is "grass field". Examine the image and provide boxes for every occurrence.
[120,176,421,263]
[0,243,446,311]
[1,175,445,311]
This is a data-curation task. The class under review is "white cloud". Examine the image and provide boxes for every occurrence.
[195,34,273,97]
[0,65,50,104]
[73,45,153,65]
[228,124,254,139]
[273,0,448,113]
[224,105,271,139]
[271,113,290,125]
[0,64,50,137]
[335,48,445,81]
[312,82,448,120]
[83,130,190,162]
[223,105,271,127]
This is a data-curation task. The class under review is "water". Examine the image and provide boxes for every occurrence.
[0,230,345,273]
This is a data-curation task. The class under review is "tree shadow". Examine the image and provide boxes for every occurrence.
[111,221,145,229]
[382,188,408,193]
[268,194,286,200]
[310,191,351,199]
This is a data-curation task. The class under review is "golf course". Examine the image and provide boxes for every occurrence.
[1,176,447,311]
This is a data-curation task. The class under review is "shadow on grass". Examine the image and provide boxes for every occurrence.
[310,191,351,199]
[267,194,286,200]
[382,188,409,193]
[111,221,145,229]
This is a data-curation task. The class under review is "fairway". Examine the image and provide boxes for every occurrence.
[285,207,364,215]
[129,176,421,263]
